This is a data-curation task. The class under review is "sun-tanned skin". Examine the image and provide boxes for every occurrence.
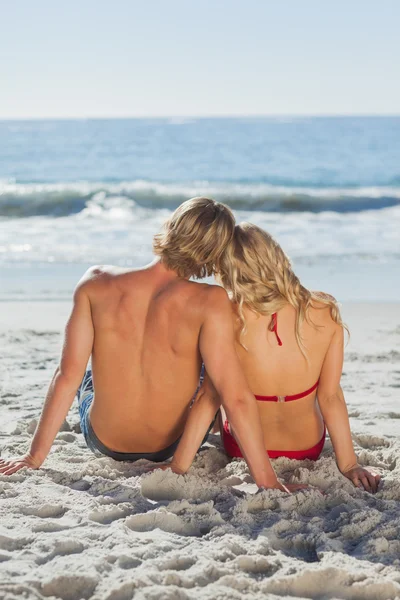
[164,299,381,494]
[229,301,381,492]
[233,301,335,453]
[0,260,300,491]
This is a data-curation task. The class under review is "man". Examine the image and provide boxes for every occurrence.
[0,197,288,491]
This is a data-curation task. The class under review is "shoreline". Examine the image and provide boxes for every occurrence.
[2,257,400,304]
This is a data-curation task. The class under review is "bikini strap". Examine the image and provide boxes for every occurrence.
[255,379,319,402]
[270,312,283,346]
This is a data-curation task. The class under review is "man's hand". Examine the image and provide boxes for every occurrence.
[0,453,42,476]
[342,464,381,493]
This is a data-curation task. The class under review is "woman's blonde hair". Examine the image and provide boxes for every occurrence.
[218,222,348,356]
[153,197,235,279]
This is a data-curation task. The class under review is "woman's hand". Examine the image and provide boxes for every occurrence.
[147,465,309,494]
[259,481,309,494]
[145,460,186,475]
[341,464,381,493]
[0,453,42,476]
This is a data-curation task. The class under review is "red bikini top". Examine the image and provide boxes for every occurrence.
[255,312,319,403]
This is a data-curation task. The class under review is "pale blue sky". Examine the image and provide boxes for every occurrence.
[1,0,399,118]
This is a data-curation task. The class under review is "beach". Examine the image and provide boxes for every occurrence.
[0,300,399,600]
[1,116,399,598]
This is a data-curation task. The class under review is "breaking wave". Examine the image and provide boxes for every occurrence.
[1,181,400,218]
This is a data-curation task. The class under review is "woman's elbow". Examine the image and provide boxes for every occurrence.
[318,390,343,409]
[194,388,220,410]
[222,394,252,417]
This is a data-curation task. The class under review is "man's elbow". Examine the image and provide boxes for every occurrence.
[53,365,83,394]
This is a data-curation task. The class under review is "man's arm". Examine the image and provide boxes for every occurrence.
[318,326,381,493]
[197,287,282,489]
[0,273,94,476]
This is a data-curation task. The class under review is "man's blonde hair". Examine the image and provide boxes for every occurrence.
[218,222,348,357]
[153,197,235,279]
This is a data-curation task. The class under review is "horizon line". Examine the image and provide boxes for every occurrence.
[1,113,400,122]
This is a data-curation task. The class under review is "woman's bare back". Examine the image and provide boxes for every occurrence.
[233,300,338,451]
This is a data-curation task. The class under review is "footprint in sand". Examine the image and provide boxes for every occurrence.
[32,521,73,533]
[354,434,391,449]
[0,534,31,552]
[68,478,91,491]
[89,506,129,524]
[236,555,279,575]
[36,539,85,565]
[157,556,196,571]
[102,581,136,600]
[134,587,189,600]
[0,551,11,562]
[57,432,76,443]
[40,574,98,600]
[21,504,67,518]
[125,509,200,536]
[116,555,142,569]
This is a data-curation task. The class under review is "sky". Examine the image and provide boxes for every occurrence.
[1,0,399,119]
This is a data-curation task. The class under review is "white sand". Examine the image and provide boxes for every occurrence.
[0,302,399,600]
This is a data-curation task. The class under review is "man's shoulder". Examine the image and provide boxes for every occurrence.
[74,265,116,297]
[194,284,232,316]
[174,280,230,313]
[183,280,228,299]
[203,283,230,303]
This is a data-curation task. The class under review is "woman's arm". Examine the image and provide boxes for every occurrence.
[162,373,307,493]
[155,288,288,491]
[318,326,381,493]
[168,373,220,474]
[198,288,284,490]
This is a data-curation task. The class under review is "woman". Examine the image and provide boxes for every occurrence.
[163,223,381,493]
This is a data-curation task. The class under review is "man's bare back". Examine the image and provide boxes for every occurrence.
[87,261,215,452]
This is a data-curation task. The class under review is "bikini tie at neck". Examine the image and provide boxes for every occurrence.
[270,312,283,346]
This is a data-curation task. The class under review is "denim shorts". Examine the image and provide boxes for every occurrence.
[76,366,208,462]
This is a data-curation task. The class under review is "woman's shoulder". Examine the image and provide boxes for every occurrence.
[308,291,341,328]
[311,290,337,304]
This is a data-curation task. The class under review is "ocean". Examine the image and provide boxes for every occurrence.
[1,117,399,301]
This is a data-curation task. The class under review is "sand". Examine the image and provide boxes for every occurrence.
[0,302,399,600]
